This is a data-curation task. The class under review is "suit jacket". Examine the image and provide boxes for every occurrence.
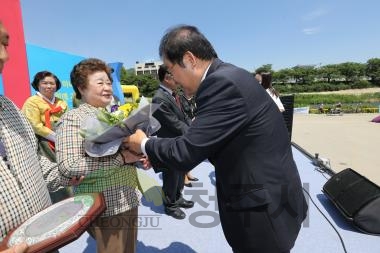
[152,87,191,138]
[151,87,191,173]
[145,59,307,251]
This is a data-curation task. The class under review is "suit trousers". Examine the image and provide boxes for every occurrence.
[87,207,138,253]
[162,168,186,204]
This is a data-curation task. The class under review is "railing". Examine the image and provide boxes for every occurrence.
[309,107,379,114]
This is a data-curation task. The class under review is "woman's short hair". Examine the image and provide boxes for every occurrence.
[70,58,113,99]
[31,71,62,91]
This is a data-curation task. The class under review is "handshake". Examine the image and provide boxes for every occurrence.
[120,129,152,169]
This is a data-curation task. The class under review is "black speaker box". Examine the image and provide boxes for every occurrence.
[323,168,380,235]
[280,94,294,140]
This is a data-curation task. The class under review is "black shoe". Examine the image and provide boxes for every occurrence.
[165,206,186,219]
[188,177,199,182]
[176,197,194,208]
[184,182,192,187]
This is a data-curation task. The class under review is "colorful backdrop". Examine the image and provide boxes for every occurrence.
[0,0,125,109]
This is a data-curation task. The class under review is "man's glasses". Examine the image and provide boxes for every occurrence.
[166,71,174,78]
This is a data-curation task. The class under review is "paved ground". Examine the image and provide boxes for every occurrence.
[292,113,380,185]
[61,149,380,253]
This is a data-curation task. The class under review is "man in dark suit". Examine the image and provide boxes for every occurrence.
[126,25,307,253]
[152,65,194,219]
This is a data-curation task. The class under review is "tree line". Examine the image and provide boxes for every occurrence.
[255,58,380,93]
[120,58,380,97]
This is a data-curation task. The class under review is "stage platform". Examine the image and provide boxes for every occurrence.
[61,145,380,253]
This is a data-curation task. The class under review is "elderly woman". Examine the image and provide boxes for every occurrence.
[56,58,143,253]
[22,71,68,161]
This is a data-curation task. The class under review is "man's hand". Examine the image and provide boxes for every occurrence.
[124,129,147,154]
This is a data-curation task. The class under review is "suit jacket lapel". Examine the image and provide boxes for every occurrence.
[159,88,182,114]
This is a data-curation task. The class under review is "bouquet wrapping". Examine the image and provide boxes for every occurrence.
[80,97,160,157]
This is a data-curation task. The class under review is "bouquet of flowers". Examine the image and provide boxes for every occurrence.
[80,96,160,157]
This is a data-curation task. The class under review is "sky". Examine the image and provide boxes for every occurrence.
[20,0,380,72]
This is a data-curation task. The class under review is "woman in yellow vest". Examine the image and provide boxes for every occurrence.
[22,71,71,202]
[22,71,68,160]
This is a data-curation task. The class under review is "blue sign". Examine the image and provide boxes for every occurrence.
[26,44,85,109]
[108,62,125,104]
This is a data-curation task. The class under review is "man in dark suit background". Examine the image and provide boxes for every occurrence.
[127,25,307,253]
[152,65,194,219]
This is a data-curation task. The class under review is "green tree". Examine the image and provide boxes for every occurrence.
[366,58,380,84]
[337,62,365,83]
[120,67,138,85]
[292,65,316,84]
[255,64,272,74]
[120,67,134,81]
[273,68,293,84]
[120,67,159,97]
[137,74,159,97]
[317,64,341,83]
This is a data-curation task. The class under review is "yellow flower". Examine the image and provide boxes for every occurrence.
[118,102,138,117]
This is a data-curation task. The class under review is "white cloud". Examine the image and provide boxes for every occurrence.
[303,8,329,21]
[302,27,321,35]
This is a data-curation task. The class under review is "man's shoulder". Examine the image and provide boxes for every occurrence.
[213,61,248,77]
[0,95,15,105]
[152,89,168,102]
[0,96,21,113]
[24,94,41,103]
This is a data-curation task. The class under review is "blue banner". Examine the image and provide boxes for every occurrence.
[108,62,125,104]
[26,44,85,109]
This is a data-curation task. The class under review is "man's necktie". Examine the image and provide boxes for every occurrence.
[172,92,182,109]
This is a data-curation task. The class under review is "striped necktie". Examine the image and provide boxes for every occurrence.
[172,92,182,109]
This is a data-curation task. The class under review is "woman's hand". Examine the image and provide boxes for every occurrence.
[139,156,152,170]
[0,242,28,253]
[124,129,147,154]
[119,148,144,164]
[69,176,85,186]
[119,147,152,169]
